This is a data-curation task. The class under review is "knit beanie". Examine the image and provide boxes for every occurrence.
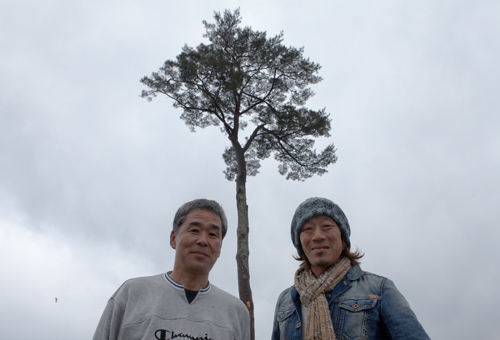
[291,197,351,255]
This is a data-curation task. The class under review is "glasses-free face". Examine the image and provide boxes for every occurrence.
[170,209,223,277]
[300,215,345,277]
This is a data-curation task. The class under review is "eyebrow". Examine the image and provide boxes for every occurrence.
[188,221,221,231]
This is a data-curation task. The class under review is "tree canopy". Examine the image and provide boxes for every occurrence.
[141,9,337,181]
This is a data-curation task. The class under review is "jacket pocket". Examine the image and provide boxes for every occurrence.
[276,308,297,340]
[276,307,295,322]
[337,297,378,340]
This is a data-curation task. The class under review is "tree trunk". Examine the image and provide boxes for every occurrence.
[234,147,255,340]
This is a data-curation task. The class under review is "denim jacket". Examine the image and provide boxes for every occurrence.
[272,265,430,340]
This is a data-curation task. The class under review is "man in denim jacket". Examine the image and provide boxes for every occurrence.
[272,197,430,340]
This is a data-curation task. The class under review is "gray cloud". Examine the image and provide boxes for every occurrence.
[1,1,499,339]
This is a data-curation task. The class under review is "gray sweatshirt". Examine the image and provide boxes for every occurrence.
[93,273,250,340]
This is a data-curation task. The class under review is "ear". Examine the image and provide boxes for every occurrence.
[170,230,177,249]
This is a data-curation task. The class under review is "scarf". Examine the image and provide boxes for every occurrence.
[294,257,351,340]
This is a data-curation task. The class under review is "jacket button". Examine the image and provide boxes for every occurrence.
[296,322,301,329]
[354,303,359,309]
[281,315,284,319]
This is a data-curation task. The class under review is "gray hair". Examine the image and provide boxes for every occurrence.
[173,199,228,239]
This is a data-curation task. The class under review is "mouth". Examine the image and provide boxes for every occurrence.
[192,250,208,257]
[311,245,329,252]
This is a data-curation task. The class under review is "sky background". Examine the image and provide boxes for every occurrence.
[1,0,499,339]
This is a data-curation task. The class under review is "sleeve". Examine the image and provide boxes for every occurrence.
[240,305,251,340]
[270,293,282,340]
[92,298,125,340]
[380,279,431,340]
[231,295,251,340]
[271,311,280,340]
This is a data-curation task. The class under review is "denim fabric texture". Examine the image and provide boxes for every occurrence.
[271,265,431,340]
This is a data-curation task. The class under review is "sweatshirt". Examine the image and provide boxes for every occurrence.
[93,273,250,340]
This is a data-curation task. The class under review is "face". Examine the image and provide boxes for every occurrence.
[170,209,223,277]
[300,215,345,277]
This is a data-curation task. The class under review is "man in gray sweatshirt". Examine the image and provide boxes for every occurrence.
[93,199,250,340]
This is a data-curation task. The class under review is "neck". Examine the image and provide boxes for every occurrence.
[169,270,209,291]
[311,267,327,278]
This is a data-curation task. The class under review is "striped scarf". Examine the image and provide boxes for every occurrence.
[294,257,351,340]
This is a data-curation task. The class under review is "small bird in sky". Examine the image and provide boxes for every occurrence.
[55,298,58,303]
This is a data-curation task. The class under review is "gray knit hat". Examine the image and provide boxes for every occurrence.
[291,197,351,255]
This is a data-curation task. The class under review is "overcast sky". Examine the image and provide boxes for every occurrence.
[1,0,499,339]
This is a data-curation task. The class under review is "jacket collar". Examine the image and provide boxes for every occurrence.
[346,264,363,280]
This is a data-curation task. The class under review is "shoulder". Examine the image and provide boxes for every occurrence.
[277,286,294,300]
[274,285,295,309]
[348,265,389,281]
[209,284,248,311]
[347,265,396,296]
[121,273,164,288]
[113,274,165,297]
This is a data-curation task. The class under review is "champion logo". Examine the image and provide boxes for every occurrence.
[154,329,214,340]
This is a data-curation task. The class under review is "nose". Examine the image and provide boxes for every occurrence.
[311,226,325,241]
[196,232,209,247]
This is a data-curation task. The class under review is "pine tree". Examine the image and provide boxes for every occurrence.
[141,9,337,339]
